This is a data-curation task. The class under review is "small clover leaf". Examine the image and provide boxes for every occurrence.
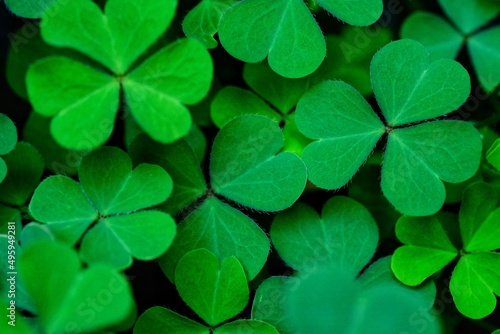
[3,0,56,18]
[159,197,270,282]
[210,115,307,210]
[401,1,500,93]
[296,39,481,216]
[182,0,237,49]
[487,139,500,171]
[175,249,249,326]
[392,182,500,319]
[0,114,17,184]
[18,240,135,333]
[253,197,438,334]
[29,146,176,270]
[27,0,213,150]
[134,307,210,334]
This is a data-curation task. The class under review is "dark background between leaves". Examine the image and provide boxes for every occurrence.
[1,0,499,332]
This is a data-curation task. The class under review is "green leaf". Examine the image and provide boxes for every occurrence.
[0,160,6,185]
[295,80,384,189]
[214,320,279,334]
[464,208,500,252]
[392,215,458,286]
[160,197,270,281]
[210,87,280,128]
[19,240,135,333]
[20,222,55,248]
[400,11,463,61]
[175,249,249,326]
[26,56,120,150]
[41,0,177,74]
[468,26,500,93]
[133,307,209,334]
[243,61,309,114]
[459,182,499,251]
[382,121,482,216]
[81,211,176,269]
[0,143,44,206]
[0,114,17,156]
[315,0,383,26]
[79,147,172,215]
[210,115,307,211]
[29,175,98,245]
[438,0,499,34]
[487,139,500,171]
[182,0,237,49]
[123,39,213,143]
[218,0,326,78]
[4,0,56,18]
[129,135,207,214]
[371,39,470,126]
[450,253,500,319]
[271,197,378,277]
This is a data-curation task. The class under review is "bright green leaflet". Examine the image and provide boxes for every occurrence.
[314,0,383,26]
[468,27,500,93]
[160,197,270,282]
[175,249,249,326]
[0,114,17,183]
[19,241,134,333]
[20,223,55,248]
[243,61,310,114]
[401,12,463,61]
[27,56,120,149]
[371,39,470,126]
[214,320,279,334]
[218,0,326,78]
[0,143,44,206]
[182,0,237,49]
[122,38,213,144]
[381,121,482,216]
[271,197,378,277]
[487,139,500,171]
[23,113,87,176]
[41,0,177,74]
[210,115,307,211]
[438,0,499,34]
[295,80,384,189]
[391,215,458,286]
[29,147,176,269]
[3,0,56,18]
[129,134,207,215]
[133,307,210,334]
[296,40,480,215]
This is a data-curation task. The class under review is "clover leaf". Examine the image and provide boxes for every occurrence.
[26,0,213,150]
[488,139,500,171]
[218,0,382,78]
[392,182,500,319]
[401,0,500,93]
[133,249,278,333]
[29,146,176,270]
[252,196,439,334]
[182,0,237,49]
[0,114,17,184]
[18,240,135,333]
[295,39,482,216]
[3,0,56,18]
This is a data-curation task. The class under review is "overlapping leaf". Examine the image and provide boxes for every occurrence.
[296,39,481,216]
[29,147,176,269]
[0,114,17,184]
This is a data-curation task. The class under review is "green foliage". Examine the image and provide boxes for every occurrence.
[488,139,500,171]
[0,114,17,183]
[26,0,213,150]
[29,147,176,269]
[401,0,500,92]
[392,182,500,319]
[3,0,56,18]
[296,39,482,216]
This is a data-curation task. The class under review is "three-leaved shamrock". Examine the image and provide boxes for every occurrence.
[401,0,500,92]
[392,182,500,319]
[29,146,176,270]
[218,0,383,78]
[252,196,440,334]
[130,115,307,282]
[27,0,213,150]
[295,39,482,216]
